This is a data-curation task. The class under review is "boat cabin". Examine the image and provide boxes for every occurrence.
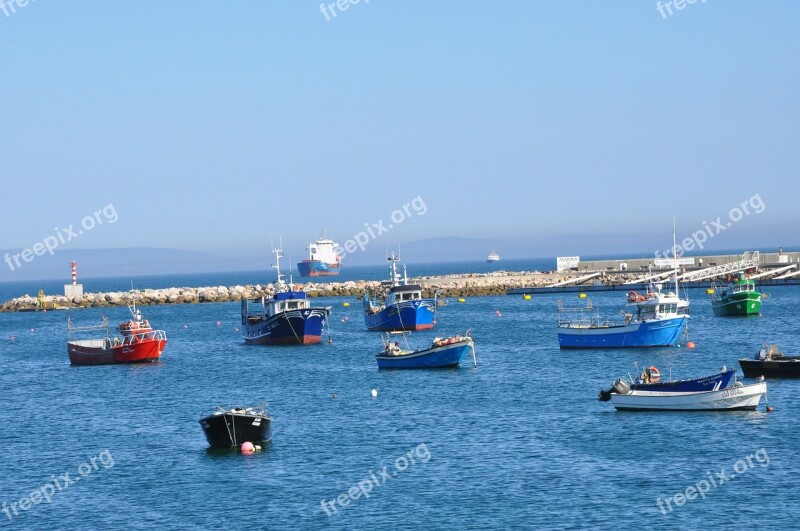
[387,284,424,305]
[634,301,680,321]
[242,290,310,324]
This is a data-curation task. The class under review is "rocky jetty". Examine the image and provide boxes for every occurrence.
[0,271,627,312]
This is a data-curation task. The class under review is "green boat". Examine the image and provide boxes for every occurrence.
[710,275,762,316]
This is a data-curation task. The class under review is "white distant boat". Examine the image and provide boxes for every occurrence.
[486,250,500,263]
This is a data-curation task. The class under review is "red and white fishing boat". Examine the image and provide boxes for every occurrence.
[67,303,167,365]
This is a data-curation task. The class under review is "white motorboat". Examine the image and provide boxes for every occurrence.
[606,380,766,411]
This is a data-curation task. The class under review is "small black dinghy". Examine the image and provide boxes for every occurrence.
[199,405,272,448]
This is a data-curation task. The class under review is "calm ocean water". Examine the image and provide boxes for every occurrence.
[1,265,797,529]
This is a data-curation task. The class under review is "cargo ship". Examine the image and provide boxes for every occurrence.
[297,231,341,277]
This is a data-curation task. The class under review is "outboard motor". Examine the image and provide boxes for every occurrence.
[612,378,631,395]
[599,379,631,401]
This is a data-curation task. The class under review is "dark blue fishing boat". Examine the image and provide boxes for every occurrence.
[363,253,437,332]
[599,366,737,401]
[241,246,330,345]
[375,332,475,369]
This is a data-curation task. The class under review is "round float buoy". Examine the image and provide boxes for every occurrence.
[767,406,775,412]
[216,321,221,326]
[343,302,350,307]
[687,341,696,349]
[10,335,15,342]
[579,293,587,299]
[706,288,715,294]
[241,442,255,454]
[371,388,378,398]
[495,310,502,317]
[30,328,35,333]
[457,298,466,303]
[523,294,531,300]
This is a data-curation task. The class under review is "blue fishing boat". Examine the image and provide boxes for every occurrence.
[598,366,737,401]
[241,246,331,345]
[557,284,689,349]
[558,225,690,349]
[376,332,476,369]
[363,253,437,331]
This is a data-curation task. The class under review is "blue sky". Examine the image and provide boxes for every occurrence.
[2,1,798,269]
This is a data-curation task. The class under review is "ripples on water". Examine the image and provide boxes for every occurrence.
[0,288,797,529]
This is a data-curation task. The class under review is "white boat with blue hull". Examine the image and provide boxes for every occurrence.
[363,253,437,332]
[558,224,690,349]
[557,285,688,349]
[241,245,330,345]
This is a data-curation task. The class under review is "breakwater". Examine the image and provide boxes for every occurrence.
[0,270,573,312]
[3,269,798,312]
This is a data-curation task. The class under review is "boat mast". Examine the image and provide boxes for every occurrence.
[272,238,285,288]
[672,214,679,294]
[387,251,401,287]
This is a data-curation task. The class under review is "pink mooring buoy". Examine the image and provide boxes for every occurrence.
[241,441,255,454]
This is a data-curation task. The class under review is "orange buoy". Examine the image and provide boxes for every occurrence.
[687,341,696,349]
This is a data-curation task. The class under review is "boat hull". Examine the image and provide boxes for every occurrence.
[243,308,328,345]
[739,358,800,378]
[558,317,687,349]
[67,339,167,365]
[364,300,436,332]
[712,293,762,316]
[376,340,473,369]
[630,369,737,392]
[297,260,340,278]
[199,413,272,447]
[609,382,766,411]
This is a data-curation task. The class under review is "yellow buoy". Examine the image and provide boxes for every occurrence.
[579,293,587,299]
[457,297,466,303]
[523,294,532,300]
[343,302,350,307]
[706,289,714,295]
